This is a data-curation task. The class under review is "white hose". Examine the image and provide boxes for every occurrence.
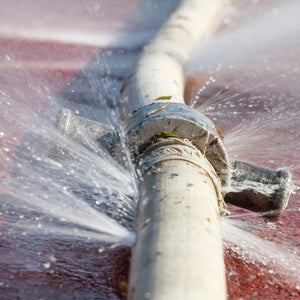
[121,0,228,115]
[128,139,227,300]
[122,1,229,299]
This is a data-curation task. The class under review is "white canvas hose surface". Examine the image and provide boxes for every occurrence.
[121,0,228,116]
[121,1,229,299]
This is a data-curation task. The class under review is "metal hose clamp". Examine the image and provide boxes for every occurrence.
[121,102,230,186]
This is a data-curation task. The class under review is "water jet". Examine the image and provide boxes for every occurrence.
[50,1,293,299]
[0,0,297,298]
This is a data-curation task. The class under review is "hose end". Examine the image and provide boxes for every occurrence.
[224,161,293,222]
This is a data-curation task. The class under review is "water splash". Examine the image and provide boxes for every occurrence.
[1,0,300,299]
[222,218,300,281]
[1,113,138,245]
[185,1,300,297]
[186,0,300,176]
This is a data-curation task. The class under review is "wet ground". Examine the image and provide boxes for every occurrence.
[0,0,299,299]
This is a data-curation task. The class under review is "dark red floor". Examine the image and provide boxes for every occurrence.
[0,1,299,299]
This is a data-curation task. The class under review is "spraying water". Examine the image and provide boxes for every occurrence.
[0,1,181,298]
[185,1,300,298]
[0,0,299,299]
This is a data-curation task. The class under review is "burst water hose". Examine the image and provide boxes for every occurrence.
[121,1,230,299]
[119,0,292,299]
[49,0,293,298]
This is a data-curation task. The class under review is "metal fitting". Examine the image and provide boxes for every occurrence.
[121,102,230,186]
[48,109,116,160]
[138,136,229,216]
[121,102,293,221]
[49,106,293,222]
[225,161,293,222]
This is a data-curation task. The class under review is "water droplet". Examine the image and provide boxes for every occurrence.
[43,262,51,269]
[49,255,57,263]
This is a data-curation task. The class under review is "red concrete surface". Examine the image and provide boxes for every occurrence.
[0,1,299,299]
[184,68,300,299]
